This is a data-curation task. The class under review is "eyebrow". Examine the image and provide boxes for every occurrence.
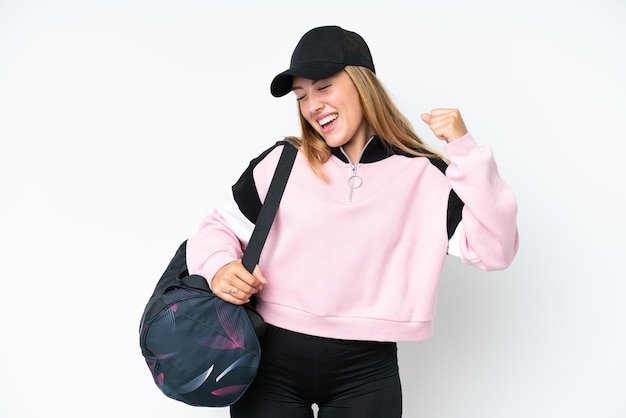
[291,79,322,92]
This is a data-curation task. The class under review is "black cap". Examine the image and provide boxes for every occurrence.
[270,26,375,97]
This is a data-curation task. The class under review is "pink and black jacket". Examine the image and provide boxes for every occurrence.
[187,133,519,342]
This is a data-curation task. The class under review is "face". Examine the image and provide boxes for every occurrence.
[292,71,371,160]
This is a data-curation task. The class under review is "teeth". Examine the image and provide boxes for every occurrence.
[318,114,338,126]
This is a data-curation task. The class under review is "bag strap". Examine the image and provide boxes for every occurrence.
[241,142,297,273]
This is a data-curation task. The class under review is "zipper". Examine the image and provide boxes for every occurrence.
[341,136,374,203]
[347,163,362,203]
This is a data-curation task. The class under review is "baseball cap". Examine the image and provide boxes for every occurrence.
[270,25,376,97]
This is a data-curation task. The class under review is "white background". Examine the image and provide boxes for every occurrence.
[1,1,625,417]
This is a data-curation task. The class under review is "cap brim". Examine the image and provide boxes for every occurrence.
[270,71,295,98]
[270,62,346,97]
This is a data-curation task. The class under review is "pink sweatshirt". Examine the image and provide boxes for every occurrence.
[187,133,518,342]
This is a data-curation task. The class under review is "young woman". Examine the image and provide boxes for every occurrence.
[187,25,519,418]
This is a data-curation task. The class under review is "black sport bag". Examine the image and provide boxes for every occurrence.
[139,143,297,407]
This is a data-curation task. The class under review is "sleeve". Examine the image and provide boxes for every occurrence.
[444,133,519,270]
[186,207,249,288]
[186,142,285,286]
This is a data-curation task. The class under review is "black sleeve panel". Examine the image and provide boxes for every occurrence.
[231,141,287,225]
[447,189,464,240]
[426,157,464,239]
[427,156,448,174]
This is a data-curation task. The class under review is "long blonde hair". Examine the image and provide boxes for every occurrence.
[286,65,445,181]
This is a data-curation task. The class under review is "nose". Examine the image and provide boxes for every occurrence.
[301,92,323,116]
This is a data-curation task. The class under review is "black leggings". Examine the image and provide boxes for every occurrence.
[230,325,402,418]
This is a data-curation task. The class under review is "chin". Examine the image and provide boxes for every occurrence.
[321,135,347,149]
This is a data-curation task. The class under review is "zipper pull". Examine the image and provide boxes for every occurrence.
[347,164,362,203]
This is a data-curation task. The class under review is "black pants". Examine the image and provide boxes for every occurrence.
[231,325,402,418]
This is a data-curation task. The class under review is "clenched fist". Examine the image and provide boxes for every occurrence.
[211,260,267,305]
[421,108,468,143]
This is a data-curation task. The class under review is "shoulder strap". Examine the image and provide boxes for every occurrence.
[241,143,297,272]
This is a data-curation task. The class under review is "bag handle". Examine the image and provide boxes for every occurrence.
[242,142,297,273]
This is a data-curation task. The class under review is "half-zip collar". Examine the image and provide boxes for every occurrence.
[330,135,395,164]
[328,135,447,203]
[339,135,376,165]
[330,135,446,168]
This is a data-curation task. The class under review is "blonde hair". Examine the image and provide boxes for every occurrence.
[286,66,445,181]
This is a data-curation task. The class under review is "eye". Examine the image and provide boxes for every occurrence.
[296,95,306,102]
[318,84,331,91]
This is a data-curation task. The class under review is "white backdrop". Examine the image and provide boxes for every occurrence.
[1,1,624,417]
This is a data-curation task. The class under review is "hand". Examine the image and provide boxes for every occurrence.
[211,260,267,305]
[420,108,468,143]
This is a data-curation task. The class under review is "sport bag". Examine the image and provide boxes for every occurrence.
[139,142,297,407]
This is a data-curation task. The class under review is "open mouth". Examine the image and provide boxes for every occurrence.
[318,114,338,132]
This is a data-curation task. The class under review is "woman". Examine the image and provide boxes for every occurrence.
[187,25,519,418]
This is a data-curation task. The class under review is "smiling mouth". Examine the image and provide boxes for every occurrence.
[318,114,338,129]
